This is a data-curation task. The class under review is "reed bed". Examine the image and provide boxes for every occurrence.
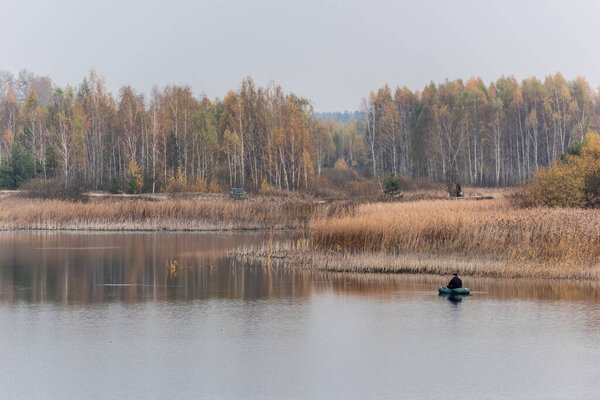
[231,194,600,279]
[234,242,600,280]
[0,197,338,231]
[310,198,600,266]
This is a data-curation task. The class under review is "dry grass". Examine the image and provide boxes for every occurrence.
[398,187,502,202]
[311,197,600,266]
[234,242,600,280]
[232,192,600,279]
[0,197,341,231]
[8,187,599,278]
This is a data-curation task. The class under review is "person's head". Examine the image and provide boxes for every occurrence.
[452,273,458,277]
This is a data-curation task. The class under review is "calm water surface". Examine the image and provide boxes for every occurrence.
[0,232,599,400]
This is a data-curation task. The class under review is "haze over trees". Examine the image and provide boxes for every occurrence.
[0,69,597,193]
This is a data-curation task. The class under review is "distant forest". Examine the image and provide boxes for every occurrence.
[314,111,361,123]
[0,69,597,193]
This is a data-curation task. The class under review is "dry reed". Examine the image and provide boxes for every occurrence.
[230,193,600,279]
[232,195,600,279]
[0,197,336,231]
[234,242,600,280]
[310,198,600,266]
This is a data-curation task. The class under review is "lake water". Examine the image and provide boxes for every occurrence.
[0,232,599,399]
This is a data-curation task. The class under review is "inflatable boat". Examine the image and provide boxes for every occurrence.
[438,286,470,295]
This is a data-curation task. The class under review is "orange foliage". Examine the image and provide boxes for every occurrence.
[529,132,600,207]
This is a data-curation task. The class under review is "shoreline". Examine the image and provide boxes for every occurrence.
[4,192,600,280]
[0,196,330,232]
[0,226,295,233]
[232,248,600,281]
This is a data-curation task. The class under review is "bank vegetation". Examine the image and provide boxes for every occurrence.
[0,195,348,231]
[1,70,598,198]
[236,195,600,279]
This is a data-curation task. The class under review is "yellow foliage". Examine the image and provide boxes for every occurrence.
[126,159,143,194]
[260,178,271,192]
[529,162,586,207]
[303,150,314,177]
[529,131,600,207]
[165,168,185,194]
[259,178,283,196]
[581,131,600,159]
[333,158,349,170]
[208,180,222,193]
[188,177,207,193]
[3,128,13,147]
[166,168,207,193]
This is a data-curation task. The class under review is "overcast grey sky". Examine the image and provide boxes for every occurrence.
[2,0,600,111]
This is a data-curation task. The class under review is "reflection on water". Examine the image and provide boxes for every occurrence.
[1,232,600,400]
[438,292,467,304]
[0,231,289,303]
[1,231,599,304]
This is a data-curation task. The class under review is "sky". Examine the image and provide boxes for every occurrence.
[2,0,600,111]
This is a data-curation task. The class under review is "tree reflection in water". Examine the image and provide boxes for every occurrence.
[0,231,599,305]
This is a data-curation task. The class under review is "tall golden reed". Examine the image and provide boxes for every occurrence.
[310,198,600,265]
[0,197,330,231]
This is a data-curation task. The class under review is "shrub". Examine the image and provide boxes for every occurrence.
[259,178,280,196]
[308,176,341,199]
[347,179,381,199]
[126,159,143,194]
[333,158,349,170]
[22,178,85,200]
[319,166,362,190]
[165,166,209,194]
[529,131,600,207]
[126,175,141,194]
[383,174,404,195]
[529,161,586,207]
[208,180,222,193]
[506,185,532,208]
[189,177,207,193]
[109,176,121,194]
[383,174,434,196]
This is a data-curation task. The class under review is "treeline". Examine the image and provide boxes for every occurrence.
[0,71,316,193]
[314,111,362,123]
[363,74,595,186]
[0,70,598,194]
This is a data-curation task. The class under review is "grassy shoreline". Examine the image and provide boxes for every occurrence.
[311,198,600,266]
[233,246,600,280]
[0,196,342,231]
[0,187,495,231]
[233,192,600,280]
[4,190,600,280]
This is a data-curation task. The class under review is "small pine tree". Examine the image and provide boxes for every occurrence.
[109,176,121,194]
[0,145,36,189]
[126,159,143,194]
[126,175,140,194]
[383,174,402,195]
[45,146,59,178]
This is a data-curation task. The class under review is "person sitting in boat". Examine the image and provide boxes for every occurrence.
[447,273,462,289]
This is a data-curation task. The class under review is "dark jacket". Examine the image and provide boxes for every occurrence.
[447,276,462,289]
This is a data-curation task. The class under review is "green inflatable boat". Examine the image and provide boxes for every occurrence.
[438,286,470,295]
